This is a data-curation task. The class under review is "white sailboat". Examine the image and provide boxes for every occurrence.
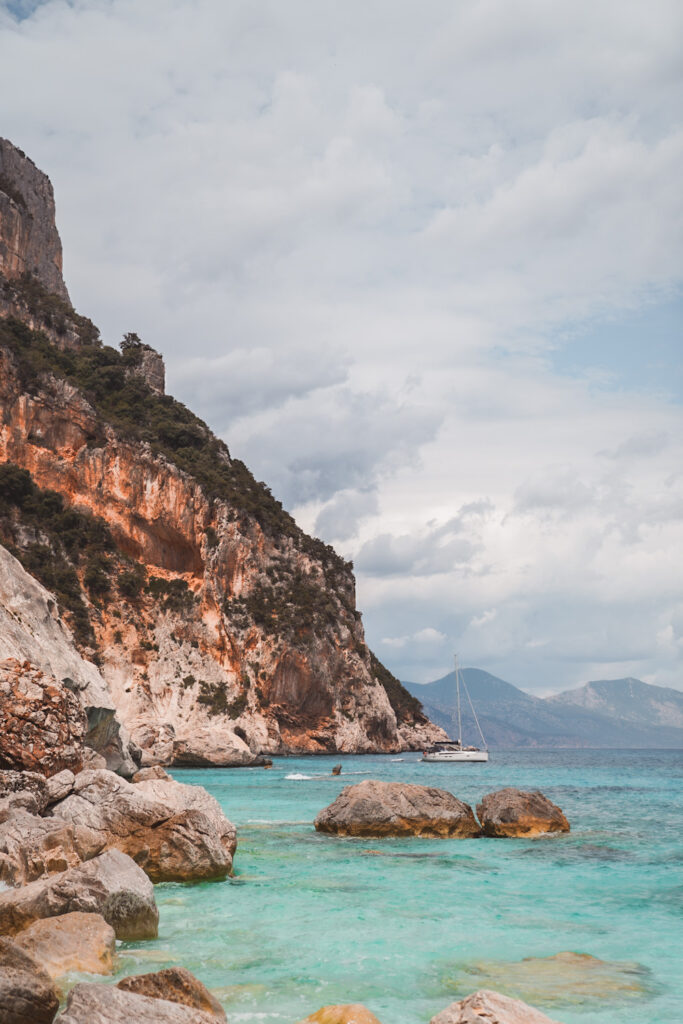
[421,656,489,763]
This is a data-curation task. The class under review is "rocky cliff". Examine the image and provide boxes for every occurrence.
[0,140,69,303]
[0,139,445,765]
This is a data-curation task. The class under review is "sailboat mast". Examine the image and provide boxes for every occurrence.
[455,654,462,745]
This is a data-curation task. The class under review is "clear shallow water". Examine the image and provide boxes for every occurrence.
[115,750,682,1024]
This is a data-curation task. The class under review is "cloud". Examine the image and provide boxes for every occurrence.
[1,0,681,693]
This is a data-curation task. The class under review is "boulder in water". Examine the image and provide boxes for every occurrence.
[0,936,59,1024]
[59,983,219,1023]
[117,966,226,1020]
[430,989,561,1024]
[50,769,234,881]
[13,911,116,980]
[314,780,480,838]
[299,1006,382,1024]
[476,788,569,837]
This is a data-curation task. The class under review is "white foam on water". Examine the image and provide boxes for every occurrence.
[285,773,313,780]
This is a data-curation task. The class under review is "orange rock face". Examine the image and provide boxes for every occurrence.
[0,659,86,776]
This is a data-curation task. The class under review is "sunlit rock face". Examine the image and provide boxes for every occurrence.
[0,139,69,302]
[0,139,447,765]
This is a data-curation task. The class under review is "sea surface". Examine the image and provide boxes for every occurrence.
[115,750,682,1024]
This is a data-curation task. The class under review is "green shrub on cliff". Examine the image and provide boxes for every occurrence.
[0,305,347,578]
[369,651,426,724]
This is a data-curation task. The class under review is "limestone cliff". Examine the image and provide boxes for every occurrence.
[0,139,69,302]
[0,139,446,764]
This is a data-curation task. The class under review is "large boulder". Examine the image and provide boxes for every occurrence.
[0,847,158,940]
[0,810,102,886]
[476,789,570,838]
[117,967,226,1020]
[0,936,59,1024]
[0,659,86,776]
[13,911,115,980]
[58,983,219,1024]
[314,780,480,838]
[430,989,562,1024]
[299,1006,382,1024]
[0,769,49,820]
[51,769,234,881]
[133,776,237,858]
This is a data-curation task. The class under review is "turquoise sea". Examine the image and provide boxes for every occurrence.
[117,750,683,1024]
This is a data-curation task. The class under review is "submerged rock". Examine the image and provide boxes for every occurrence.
[0,936,59,1024]
[50,769,234,881]
[0,847,158,940]
[314,780,480,838]
[13,911,116,980]
[0,810,102,886]
[476,788,569,838]
[430,989,561,1024]
[299,1006,381,1024]
[59,983,219,1023]
[117,966,226,1020]
[455,951,651,1005]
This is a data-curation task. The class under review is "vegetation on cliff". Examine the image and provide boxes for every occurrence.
[0,282,345,575]
[369,652,426,723]
[0,462,115,647]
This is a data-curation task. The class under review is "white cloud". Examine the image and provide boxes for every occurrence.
[1,0,681,693]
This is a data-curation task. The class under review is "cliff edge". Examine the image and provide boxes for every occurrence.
[0,139,446,764]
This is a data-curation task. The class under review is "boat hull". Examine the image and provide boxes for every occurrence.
[421,750,489,763]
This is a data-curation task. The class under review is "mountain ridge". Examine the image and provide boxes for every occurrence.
[403,670,683,748]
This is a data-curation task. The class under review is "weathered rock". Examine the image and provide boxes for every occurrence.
[299,1005,381,1024]
[430,989,562,1024]
[476,789,570,838]
[0,847,158,940]
[0,769,49,820]
[0,546,138,778]
[0,936,59,1024]
[171,730,267,768]
[45,768,75,805]
[13,911,116,980]
[80,748,108,771]
[51,769,233,881]
[0,659,87,776]
[117,967,226,1020]
[0,137,69,300]
[457,951,651,1005]
[133,775,237,858]
[59,983,219,1024]
[0,810,102,886]
[132,765,171,783]
[314,780,480,838]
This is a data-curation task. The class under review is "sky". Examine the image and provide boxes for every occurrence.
[1,0,681,694]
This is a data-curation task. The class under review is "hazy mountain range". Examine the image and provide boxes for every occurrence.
[403,670,683,749]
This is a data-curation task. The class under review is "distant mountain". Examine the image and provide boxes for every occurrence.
[404,670,683,749]
[547,677,683,728]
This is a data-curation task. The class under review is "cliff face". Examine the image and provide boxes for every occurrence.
[0,139,69,302]
[0,140,445,764]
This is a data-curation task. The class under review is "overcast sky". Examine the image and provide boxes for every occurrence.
[1,0,681,693]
